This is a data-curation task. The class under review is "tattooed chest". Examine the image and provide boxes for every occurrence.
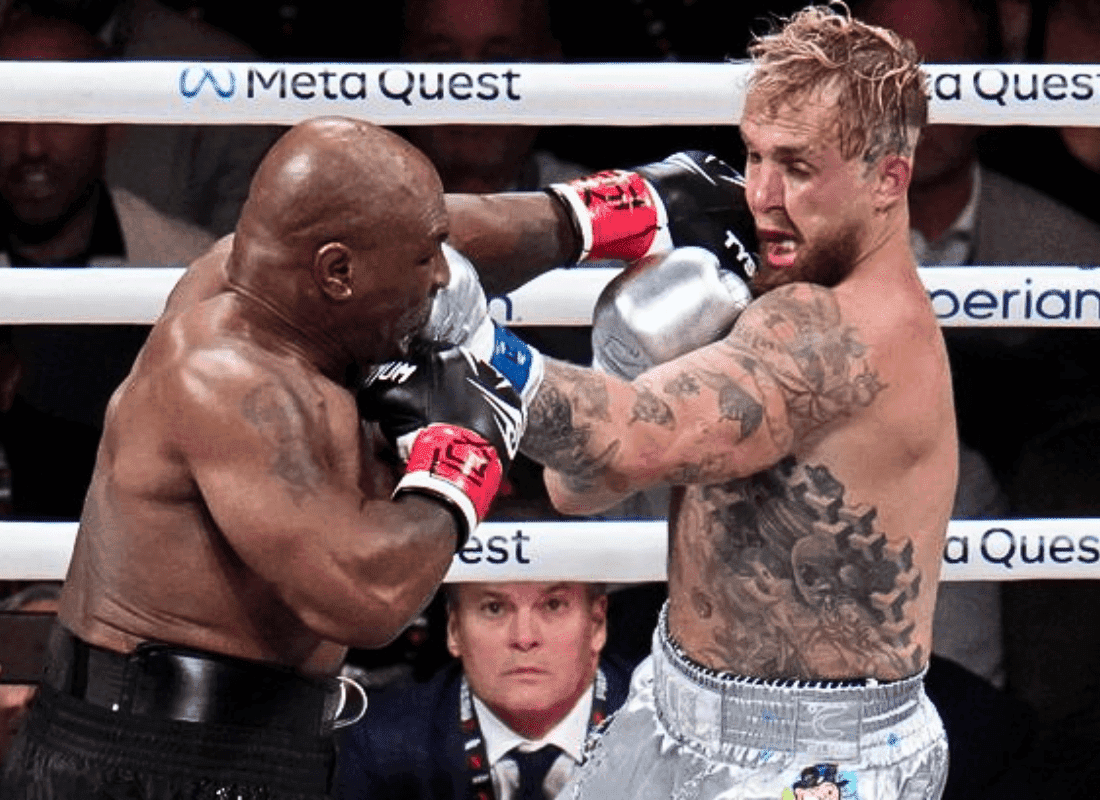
[670,457,923,678]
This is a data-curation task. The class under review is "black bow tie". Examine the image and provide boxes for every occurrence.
[510,745,562,800]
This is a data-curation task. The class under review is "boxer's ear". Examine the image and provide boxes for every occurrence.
[314,242,353,300]
[872,154,911,212]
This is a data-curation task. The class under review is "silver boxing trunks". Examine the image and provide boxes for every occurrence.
[558,605,948,800]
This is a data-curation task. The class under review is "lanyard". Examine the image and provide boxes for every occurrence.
[459,668,608,800]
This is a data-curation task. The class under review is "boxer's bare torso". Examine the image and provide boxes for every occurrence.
[665,263,955,681]
[59,245,404,676]
[526,90,957,682]
[57,119,460,678]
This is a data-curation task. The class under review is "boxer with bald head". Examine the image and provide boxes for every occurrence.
[0,117,523,800]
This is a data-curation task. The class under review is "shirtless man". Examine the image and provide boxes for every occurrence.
[0,118,524,800]
[384,5,953,798]
[541,9,953,798]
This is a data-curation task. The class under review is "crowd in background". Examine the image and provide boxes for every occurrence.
[0,0,1098,795]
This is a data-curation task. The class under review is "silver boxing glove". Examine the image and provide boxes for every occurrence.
[421,243,544,406]
[422,243,495,357]
[591,246,752,381]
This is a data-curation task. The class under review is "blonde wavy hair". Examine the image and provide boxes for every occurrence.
[746,2,928,165]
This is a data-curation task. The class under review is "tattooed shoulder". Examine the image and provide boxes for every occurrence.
[723,284,885,438]
[242,381,324,502]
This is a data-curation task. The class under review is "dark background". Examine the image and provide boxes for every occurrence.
[158,0,803,170]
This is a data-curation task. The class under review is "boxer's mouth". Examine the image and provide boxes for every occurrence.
[758,229,798,269]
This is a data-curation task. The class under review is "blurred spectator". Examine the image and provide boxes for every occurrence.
[852,0,1100,500]
[17,0,283,236]
[0,10,214,518]
[1005,412,1100,728]
[398,0,589,193]
[0,582,60,764]
[335,581,634,800]
[981,0,1100,226]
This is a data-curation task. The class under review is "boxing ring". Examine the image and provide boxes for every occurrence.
[0,60,1098,585]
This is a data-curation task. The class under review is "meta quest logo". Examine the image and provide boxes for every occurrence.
[179,67,236,99]
[177,64,526,104]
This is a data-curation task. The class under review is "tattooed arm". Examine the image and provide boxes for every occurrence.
[523,283,885,514]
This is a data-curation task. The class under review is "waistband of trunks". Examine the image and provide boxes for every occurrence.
[651,603,928,756]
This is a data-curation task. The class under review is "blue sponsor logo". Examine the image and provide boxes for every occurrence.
[179,67,237,99]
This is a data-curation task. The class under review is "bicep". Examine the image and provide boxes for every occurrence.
[187,379,363,585]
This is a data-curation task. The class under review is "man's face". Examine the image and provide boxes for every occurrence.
[351,175,449,363]
[0,27,105,233]
[400,0,547,191]
[447,582,607,735]
[741,90,876,293]
[0,123,103,230]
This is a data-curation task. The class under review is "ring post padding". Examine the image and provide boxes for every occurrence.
[2,519,1099,582]
[0,62,1098,126]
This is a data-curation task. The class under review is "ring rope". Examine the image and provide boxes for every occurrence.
[2,519,1097,583]
[0,265,1097,327]
[1,61,1097,586]
[0,62,1096,126]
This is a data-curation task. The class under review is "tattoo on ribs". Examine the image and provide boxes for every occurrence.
[242,383,323,503]
[681,457,923,677]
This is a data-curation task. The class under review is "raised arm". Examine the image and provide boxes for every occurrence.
[523,283,885,514]
[444,192,577,296]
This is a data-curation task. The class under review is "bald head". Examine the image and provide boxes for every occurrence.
[240,117,442,254]
[229,117,450,365]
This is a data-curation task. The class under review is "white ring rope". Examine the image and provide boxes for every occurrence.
[0,265,1098,327]
[2,519,1098,583]
[0,62,1097,586]
[0,62,1096,126]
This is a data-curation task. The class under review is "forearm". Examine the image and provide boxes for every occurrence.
[444,192,578,295]
[521,359,661,514]
[291,496,458,649]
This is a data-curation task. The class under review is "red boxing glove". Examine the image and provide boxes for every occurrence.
[549,169,668,262]
[548,151,758,283]
[396,423,504,540]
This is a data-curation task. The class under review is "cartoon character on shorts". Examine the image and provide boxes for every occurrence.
[781,763,854,800]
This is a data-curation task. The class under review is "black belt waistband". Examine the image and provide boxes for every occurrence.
[43,624,342,737]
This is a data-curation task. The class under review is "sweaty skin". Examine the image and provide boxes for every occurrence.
[59,118,460,677]
[491,92,957,682]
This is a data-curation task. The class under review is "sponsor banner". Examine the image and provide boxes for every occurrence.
[0,61,1097,126]
[0,266,1098,328]
[5,519,1099,583]
[941,519,1100,581]
[924,63,1100,125]
[920,265,1100,327]
[0,61,746,126]
[490,266,1100,328]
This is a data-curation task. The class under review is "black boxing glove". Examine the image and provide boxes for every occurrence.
[358,346,524,545]
[547,151,758,282]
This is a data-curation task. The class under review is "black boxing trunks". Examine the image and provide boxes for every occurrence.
[0,624,341,800]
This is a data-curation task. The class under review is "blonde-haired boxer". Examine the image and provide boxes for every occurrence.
[403,5,952,797]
